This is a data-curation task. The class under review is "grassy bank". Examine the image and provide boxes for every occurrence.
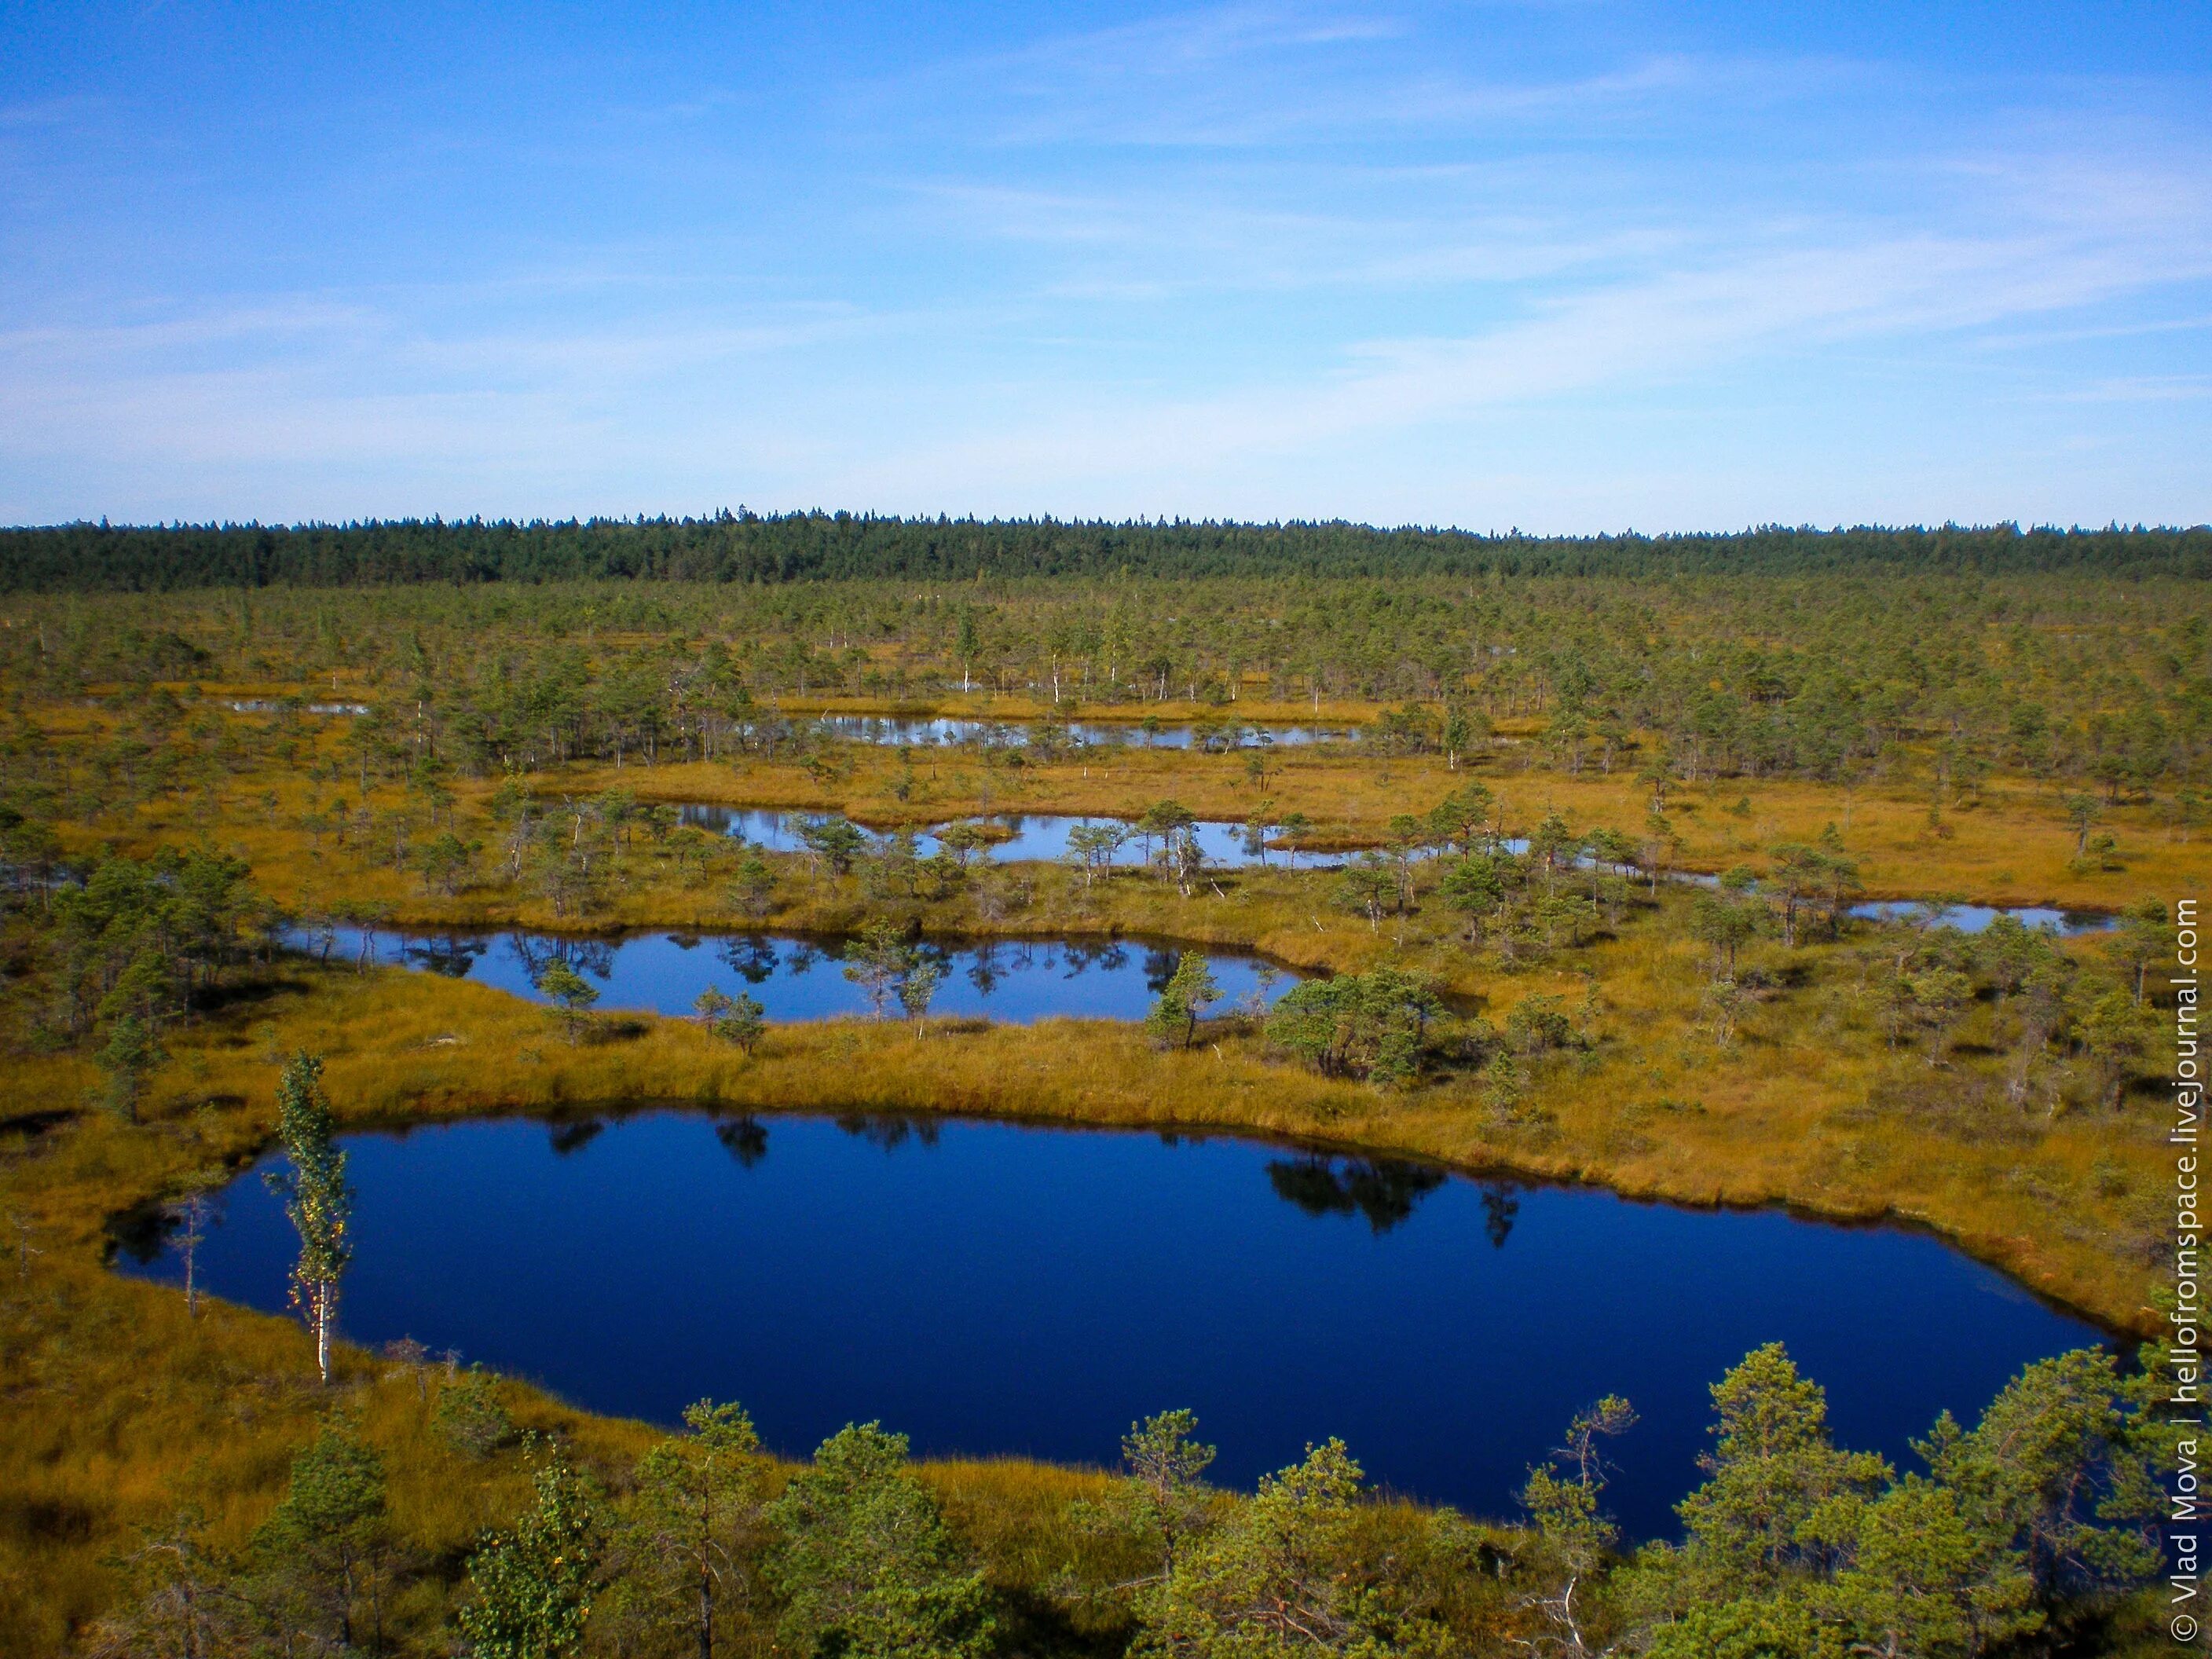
[10,961,1572,1654]
[2,574,2194,1656]
[33,687,2212,913]
[7,951,2163,1335]
[0,953,2169,1650]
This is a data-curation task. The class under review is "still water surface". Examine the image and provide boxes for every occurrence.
[1845,899,2115,936]
[116,1112,2104,1537]
[812,715,1356,749]
[313,928,1298,1021]
[669,808,2121,932]
[676,806,1328,868]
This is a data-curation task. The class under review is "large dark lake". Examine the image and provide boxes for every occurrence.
[115,1111,2104,1538]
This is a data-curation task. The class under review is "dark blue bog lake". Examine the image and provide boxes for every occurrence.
[115,1111,2103,1538]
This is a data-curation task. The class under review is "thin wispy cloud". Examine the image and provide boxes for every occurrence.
[871,3,1786,150]
[0,96,101,127]
[2046,376,2212,404]
[841,152,2212,491]
[0,2,2205,525]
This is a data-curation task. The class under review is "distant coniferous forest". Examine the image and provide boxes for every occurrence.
[10,514,2212,798]
[2,512,2205,1658]
[3,514,2210,589]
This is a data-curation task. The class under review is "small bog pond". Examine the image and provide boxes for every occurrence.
[1847,899,2115,936]
[813,715,1357,749]
[115,1112,2103,1537]
[312,928,1298,1022]
[666,811,2119,934]
[676,807,1335,869]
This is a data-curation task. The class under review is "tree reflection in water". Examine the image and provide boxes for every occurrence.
[967,943,1006,998]
[1264,1155,1451,1235]
[296,925,1296,1026]
[1480,1183,1519,1248]
[1056,941,1130,978]
[716,1116,769,1167]
[398,934,490,978]
[548,1119,605,1156]
[105,1196,184,1265]
[716,936,779,984]
[506,933,617,987]
[833,1115,943,1152]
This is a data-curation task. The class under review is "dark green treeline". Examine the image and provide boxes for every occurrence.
[5,515,2210,591]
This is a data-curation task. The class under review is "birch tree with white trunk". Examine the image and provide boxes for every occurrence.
[269,1051,351,1385]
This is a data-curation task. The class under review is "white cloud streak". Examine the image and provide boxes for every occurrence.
[1,1,2207,524]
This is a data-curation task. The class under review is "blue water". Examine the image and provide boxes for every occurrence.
[115,1112,2104,1537]
[306,928,1300,1022]
[813,715,1356,749]
[1847,900,2116,936]
[675,807,1344,869]
[665,813,2116,936]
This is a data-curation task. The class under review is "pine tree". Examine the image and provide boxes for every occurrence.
[1140,1438,1445,1659]
[1119,1408,1217,1578]
[765,1423,996,1659]
[459,1448,603,1659]
[252,1423,391,1654]
[537,959,599,1044]
[1144,954,1221,1050]
[626,1401,770,1659]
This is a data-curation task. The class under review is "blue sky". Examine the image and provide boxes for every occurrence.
[2,2,2208,530]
